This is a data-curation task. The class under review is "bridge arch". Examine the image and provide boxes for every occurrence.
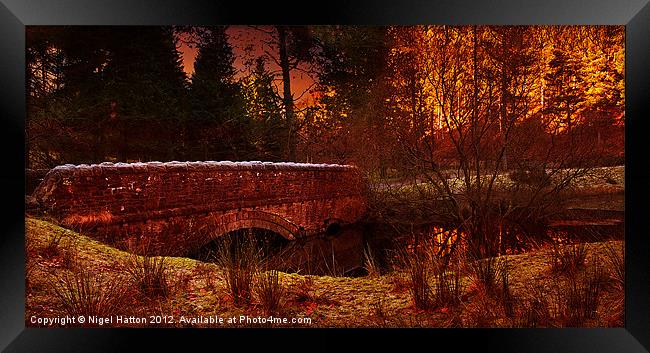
[207,210,302,241]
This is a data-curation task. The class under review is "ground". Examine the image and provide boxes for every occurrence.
[25,217,623,328]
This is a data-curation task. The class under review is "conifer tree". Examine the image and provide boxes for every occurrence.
[242,57,286,160]
[189,26,247,160]
[543,48,586,133]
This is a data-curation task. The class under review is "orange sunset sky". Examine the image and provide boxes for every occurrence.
[178,26,317,105]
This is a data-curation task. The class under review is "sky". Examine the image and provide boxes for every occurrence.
[177,26,317,105]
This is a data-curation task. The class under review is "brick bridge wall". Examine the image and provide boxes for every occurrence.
[32,161,368,256]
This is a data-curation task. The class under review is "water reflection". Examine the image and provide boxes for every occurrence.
[394,219,623,260]
[187,218,623,278]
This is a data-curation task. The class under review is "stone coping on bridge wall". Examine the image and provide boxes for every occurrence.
[47,160,358,175]
[32,160,367,226]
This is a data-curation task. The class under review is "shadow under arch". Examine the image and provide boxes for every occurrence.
[209,210,303,241]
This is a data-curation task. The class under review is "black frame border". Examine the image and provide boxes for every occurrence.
[1,0,649,352]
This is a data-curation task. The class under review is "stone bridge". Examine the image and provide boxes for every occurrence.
[31,161,368,256]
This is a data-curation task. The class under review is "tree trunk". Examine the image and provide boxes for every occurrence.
[499,32,508,171]
[276,26,296,161]
[118,119,128,162]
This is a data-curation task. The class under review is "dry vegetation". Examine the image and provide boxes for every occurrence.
[25,217,624,328]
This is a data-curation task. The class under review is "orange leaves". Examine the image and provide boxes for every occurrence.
[304,301,318,316]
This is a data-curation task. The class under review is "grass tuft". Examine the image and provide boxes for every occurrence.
[549,242,587,275]
[42,229,65,258]
[48,268,127,320]
[469,255,508,297]
[363,244,382,277]
[212,232,261,307]
[408,250,432,310]
[561,265,606,326]
[125,253,169,299]
[256,269,285,316]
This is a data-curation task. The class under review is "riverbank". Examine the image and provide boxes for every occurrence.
[26,217,623,328]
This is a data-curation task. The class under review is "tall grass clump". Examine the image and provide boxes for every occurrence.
[516,297,551,328]
[60,239,78,269]
[255,269,285,316]
[431,256,463,308]
[548,241,587,274]
[292,276,315,302]
[512,285,551,328]
[318,244,344,277]
[561,265,606,326]
[408,250,432,309]
[398,239,464,311]
[500,258,515,317]
[601,241,624,289]
[49,268,126,320]
[125,253,169,299]
[25,235,39,292]
[469,254,509,296]
[213,232,261,307]
[395,241,433,310]
[42,229,65,258]
[599,241,624,326]
[363,244,382,277]
[467,245,515,321]
[372,298,389,327]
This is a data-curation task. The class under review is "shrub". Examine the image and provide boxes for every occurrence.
[49,268,127,320]
[255,269,285,316]
[125,254,169,299]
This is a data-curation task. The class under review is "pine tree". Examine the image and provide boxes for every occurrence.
[272,26,315,161]
[27,26,190,165]
[543,48,586,133]
[242,57,286,161]
[189,26,247,161]
[311,26,393,169]
[100,26,189,162]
